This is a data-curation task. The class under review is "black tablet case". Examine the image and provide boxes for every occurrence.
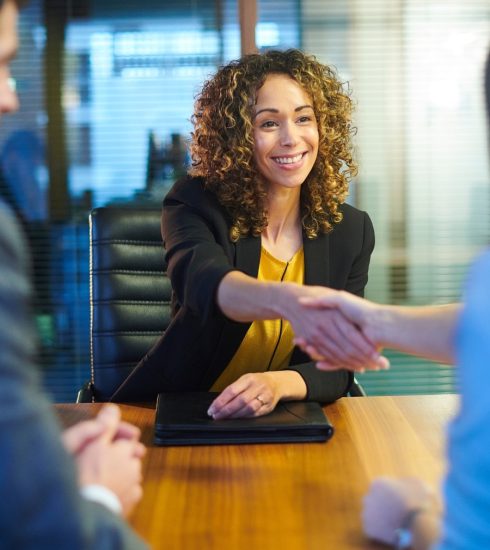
[154,392,334,445]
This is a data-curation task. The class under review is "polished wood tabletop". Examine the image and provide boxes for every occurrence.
[56,394,458,550]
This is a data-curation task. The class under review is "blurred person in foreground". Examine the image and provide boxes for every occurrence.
[298,52,490,550]
[0,0,147,547]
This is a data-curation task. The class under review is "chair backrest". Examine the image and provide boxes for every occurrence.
[89,206,172,401]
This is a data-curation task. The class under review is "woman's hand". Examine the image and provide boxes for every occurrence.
[207,371,307,420]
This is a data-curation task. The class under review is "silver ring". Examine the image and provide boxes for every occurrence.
[255,395,266,406]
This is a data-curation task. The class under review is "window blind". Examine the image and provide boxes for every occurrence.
[5,0,489,400]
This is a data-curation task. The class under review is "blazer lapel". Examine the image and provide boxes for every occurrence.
[235,234,261,277]
[303,231,331,286]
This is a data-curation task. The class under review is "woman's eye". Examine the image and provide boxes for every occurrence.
[260,120,277,128]
[297,115,312,123]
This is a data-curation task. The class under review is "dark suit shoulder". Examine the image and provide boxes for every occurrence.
[331,202,371,237]
[327,201,374,266]
[163,175,232,231]
[338,201,368,225]
[164,176,219,210]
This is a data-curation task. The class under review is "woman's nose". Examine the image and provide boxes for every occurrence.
[280,122,299,147]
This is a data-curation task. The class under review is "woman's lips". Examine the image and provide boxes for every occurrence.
[271,152,306,168]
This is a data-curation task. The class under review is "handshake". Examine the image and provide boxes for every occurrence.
[283,286,390,372]
[281,284,458,371]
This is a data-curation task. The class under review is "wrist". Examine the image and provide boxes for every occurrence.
[268,370,307,401]
[80,484,122,516]
[368,304,396,348]
[269,281,301,319]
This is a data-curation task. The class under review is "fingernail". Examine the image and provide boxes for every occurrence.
[207,407,214,416]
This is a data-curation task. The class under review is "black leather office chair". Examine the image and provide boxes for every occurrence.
[77,206,172,402]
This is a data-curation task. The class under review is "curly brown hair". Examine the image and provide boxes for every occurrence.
[189,48,357,241]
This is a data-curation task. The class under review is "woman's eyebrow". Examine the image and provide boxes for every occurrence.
[253,104,314,118]
[295,104,314,112]
[254,107,279,118]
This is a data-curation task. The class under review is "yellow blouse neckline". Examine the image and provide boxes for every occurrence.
[260,245,304,265]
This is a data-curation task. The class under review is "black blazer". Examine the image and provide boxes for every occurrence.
[111,176,375,403]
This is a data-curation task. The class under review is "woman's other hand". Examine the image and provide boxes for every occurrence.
[207,370,306,420]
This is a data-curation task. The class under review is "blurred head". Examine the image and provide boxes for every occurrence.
[0,0,21,119]
[189,48,357,241]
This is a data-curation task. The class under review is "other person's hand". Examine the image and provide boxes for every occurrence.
[62,404,141,456]
[362,476,435,545]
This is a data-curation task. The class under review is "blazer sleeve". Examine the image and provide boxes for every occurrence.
[162,181,236,322]
[286,210,375,402]
[0,203,147,549]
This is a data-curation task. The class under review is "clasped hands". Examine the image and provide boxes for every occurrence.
[61,404,145,517]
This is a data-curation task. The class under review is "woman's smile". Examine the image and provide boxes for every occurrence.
[271,151,307,168]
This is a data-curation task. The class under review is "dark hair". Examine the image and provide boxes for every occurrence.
[189,48,357,241]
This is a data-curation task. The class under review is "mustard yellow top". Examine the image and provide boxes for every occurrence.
[210,246,305,392]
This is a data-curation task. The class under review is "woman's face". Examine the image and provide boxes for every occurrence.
[252,73,319,194]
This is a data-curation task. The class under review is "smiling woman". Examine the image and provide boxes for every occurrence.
[111,49,387,416]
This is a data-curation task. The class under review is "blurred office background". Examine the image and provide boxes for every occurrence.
[2,0,488,401]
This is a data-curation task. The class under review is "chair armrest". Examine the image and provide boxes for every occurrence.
[348,377,367,397]
[76,381,95,403]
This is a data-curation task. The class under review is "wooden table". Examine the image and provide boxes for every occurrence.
[56,395,458,550]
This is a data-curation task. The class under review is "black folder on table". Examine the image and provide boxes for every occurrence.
[154,392,334,446]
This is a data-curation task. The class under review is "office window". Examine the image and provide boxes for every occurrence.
[4,1,489,401]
